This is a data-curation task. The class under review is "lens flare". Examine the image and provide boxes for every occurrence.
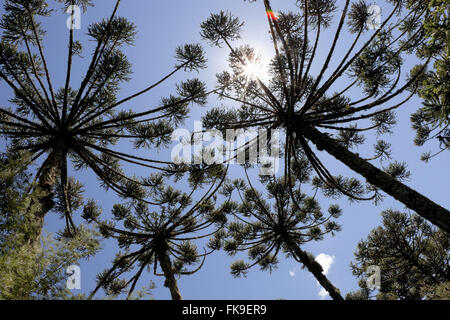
[242,61,262,79]
[266,9,279,21]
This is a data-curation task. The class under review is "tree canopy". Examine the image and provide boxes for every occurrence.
[348,209,449,300]
[0,0,448,301]
[0,0,210,245]
[200,0,450,232]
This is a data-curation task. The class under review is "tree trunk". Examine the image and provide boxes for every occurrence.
[286,240,343,300]
[298,125,450,234]
[157,250,183,300]
[28,146,66,247]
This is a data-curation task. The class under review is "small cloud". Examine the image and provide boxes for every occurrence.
[318,287,329,298]
[289,268,296,277]
[314,253,336,299]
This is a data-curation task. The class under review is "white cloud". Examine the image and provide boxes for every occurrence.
[314,253,336,299]
[289,268,296,277]
[318,287,329,298]
[315,253,335,275]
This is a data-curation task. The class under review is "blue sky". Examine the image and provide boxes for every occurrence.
[0,0,449,300]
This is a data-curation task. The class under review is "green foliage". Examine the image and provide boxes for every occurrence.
[347,0,372,33]
[0,0,209,237]
[0,0,448,301]
[350,31,402,97]
[0,152,40,249]
[56,0,94,12]
[220,175,342,276]
[175,43,208,71]
[296,0,337,28]
[200,0,423,204]
[384,161,411,181]
[87,170,228,299]
[409,0,449,159]
[200,11,244,47]
[199,0,450,233]
[348,210,449,300]
[427,282,450,300]
[0,153,101,300]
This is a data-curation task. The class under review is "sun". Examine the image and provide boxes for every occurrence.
[242,61,263,79]
[238,48,270,84]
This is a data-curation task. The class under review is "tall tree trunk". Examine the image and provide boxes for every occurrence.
[297,125,450,233]
[28,146,66,247]
[157,250,183,300]
[286,240,343,300]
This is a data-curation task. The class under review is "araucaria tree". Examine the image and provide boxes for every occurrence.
[348,209,449,300]
[220,172,343,300]
[200,0,450,232]
[0,152,101,300]
[0,0,209,244]
[84,168,228,300]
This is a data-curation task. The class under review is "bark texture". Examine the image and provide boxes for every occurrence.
[29,146,66,247]
[298,124,450,233]
[158,250,183,300]
[286,240,343,300]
